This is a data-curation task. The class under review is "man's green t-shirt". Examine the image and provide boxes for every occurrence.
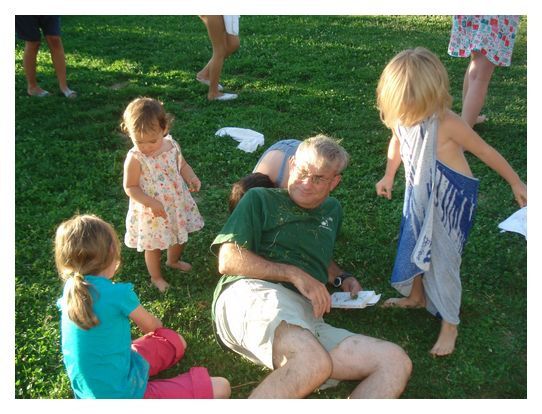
[211,187,342,313]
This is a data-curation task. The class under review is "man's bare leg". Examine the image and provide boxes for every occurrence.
[430,320,458,357]
[249,321,332,398]
[382,274,426,308]
[329,334,411,398]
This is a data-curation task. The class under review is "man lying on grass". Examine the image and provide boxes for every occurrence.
[211,135,412,398]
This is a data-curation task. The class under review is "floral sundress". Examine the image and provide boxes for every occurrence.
[125,135,204,251]
[448,15,519,67]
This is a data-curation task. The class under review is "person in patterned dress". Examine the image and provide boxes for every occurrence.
[122,97,204,292]
[448,15,520,127]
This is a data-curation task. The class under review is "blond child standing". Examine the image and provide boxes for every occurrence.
[55,214,230,398]
[122,97,204,292]
[375,47,526,356]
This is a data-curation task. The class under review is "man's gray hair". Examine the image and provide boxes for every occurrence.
[296,134,349,173]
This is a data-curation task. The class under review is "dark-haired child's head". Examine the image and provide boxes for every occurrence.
[229,173,276,212]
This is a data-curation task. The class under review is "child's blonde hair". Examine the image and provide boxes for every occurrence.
[376,47,452,129]
[120,97,174,138]
[54,214,121,330]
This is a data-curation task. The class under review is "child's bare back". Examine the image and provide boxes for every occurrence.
[435,110,474,177]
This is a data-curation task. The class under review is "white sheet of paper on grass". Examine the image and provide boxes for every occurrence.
[331,291,381,309]
[498,206,527,240]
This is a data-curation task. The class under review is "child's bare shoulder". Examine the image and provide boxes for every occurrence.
[439,110,470,140]
[440,110,463,130]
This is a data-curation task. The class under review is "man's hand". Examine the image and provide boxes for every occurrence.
[293,273,331,318]
[341,276,362,298]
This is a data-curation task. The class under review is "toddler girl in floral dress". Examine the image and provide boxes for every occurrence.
[122,97,204,292]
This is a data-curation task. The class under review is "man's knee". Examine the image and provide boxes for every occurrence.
[272,321,332,377]
[380,341,412,379]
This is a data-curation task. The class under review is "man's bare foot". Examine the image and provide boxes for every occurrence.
[382,297,425,308]
[151,278,170,293]
[429,321,457,357]
[166,261,192,272]
[475,114,487,125]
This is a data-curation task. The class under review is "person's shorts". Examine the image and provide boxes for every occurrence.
[132,328,213,399]
[214,278,355,372]
[223,15,240,36]
[15,16,61,41]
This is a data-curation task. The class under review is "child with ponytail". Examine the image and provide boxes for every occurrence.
[55,214,230,399]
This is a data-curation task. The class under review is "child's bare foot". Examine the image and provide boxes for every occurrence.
[166,261,192,272]
[151,278,170,293]
[430,321,458,357]
[382,297,425,308]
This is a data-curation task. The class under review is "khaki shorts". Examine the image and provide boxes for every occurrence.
[214,279,355,374]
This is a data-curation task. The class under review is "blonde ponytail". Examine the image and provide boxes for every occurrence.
[55,214,121,330]
[64,271,100,330]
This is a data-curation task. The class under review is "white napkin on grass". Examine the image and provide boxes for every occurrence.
[498,206,527,240]
[215,127,264,153]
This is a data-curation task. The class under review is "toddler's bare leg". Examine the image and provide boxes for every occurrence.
[166,243,192,272]
[145,249,169,292]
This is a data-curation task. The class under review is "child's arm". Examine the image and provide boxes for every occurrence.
[179,155,201,192]
[123,153,167,218]
[376,131,402,199]
[129,305,163,334]
[446,113,527,207]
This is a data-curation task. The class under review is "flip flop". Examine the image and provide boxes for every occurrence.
[28,89,50,97]
[211,93,238,101]
[62,88,77,99]
[196,77,223,91]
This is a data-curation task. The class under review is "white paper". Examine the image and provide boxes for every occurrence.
[331,291,381,309]
[498,206,527,240]
[215,127,264,153]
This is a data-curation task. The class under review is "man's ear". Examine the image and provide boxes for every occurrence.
[330,174,342,191]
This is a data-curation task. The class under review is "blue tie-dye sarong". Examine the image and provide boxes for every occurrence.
[391,116,479,324]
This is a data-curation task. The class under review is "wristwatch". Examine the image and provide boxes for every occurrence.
[333,272,354,288]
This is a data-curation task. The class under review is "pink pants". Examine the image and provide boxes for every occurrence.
[131,327,213,399]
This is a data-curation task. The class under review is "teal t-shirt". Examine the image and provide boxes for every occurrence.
[57,275,149,399]
[211,187,342,311]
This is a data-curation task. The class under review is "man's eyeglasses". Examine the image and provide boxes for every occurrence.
[293,165,335,185]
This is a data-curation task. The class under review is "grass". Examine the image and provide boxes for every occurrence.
[14,15,527,399]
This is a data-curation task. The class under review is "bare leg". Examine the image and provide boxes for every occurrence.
[329,334,412,398]
[430,320,458,357]
[166,243,192,272]
[382,274,426,308]
[249,321,332,398]
[23,41,48,96]
[461,52,495,127]
[45,35,76,97]
[199,16,239,100]
[145,249,169,292]
[197,18,239,83]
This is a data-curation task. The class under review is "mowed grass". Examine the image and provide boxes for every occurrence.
[15,15,527,398]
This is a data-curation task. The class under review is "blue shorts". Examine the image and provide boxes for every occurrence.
[253,139,300,187]
[15,16,61,41]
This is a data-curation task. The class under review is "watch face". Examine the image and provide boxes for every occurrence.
[333,277,341,287]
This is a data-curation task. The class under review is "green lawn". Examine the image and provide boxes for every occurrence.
[15,15,527,398]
